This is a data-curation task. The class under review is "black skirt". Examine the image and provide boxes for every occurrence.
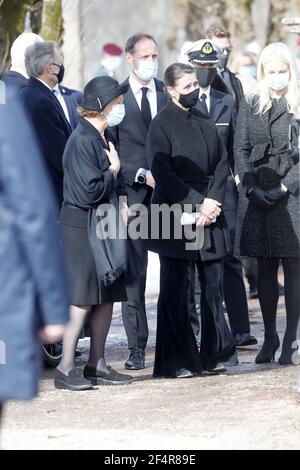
[60,205,127,305]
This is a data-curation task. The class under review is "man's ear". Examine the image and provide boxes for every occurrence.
[125,52,132,65]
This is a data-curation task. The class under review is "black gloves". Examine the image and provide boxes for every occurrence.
[247,185,288,209]
[265,185,288,203]
[247,187,275,210]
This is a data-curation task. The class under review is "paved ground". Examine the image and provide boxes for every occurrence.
[1,253,300,450]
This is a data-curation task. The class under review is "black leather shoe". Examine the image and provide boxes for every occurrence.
[206,364,227,374]
[175,368,193,378]
[255,334,280,363]
[84,365,133,385]
[278,283,284,297]
[235,332,258,347]
[54,368,93,391]
[223,351,239,367]
[278,345,299,365]
[124,348,145,370]
[248,288,258,299]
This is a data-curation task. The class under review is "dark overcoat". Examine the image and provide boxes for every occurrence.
[0,101,69,402]
[19,78,72,204]
[234,96,300,257]
[146,100,229,261]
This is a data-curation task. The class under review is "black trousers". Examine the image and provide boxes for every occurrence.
[222,209,250,336]
[154,255,236,377]
[190,209,251,337]
[122,237,149,351]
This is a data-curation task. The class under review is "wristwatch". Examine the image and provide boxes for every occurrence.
[137,168,148,184]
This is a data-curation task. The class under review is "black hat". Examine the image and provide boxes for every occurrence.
[81,76,129,112]
[187,39,221,64]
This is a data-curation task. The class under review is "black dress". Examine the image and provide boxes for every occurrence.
[61,118,127,305]
[146,100,236,377]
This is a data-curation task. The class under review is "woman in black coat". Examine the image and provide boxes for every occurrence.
[55,76,133,390]
[234,42,300,365]
[146,63,236,378]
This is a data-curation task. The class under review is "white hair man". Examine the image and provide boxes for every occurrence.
[2,32,43,98]
[19,40,72,205]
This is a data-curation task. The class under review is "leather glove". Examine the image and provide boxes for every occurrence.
[265,185,288,203]
[247,187,275,210]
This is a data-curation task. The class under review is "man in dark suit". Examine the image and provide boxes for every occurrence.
[117,33,168,369]
[2,32,43,99]
[206,25,244,110]
[53,84,82,130]
[19,40,72,205]
[187,39,257,350]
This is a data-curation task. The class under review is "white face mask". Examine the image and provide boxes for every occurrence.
[134,60,158,81]
[106,103,125,127]
[265,71,290,91]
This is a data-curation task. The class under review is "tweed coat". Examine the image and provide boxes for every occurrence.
[234,96,299,257]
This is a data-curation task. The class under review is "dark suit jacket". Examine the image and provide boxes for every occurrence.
[116,77,168,206]
[59,85,82,130]
[2,70,28,99]
[196,87,237,211]
[212,71,244,110]
[19,77,72,204]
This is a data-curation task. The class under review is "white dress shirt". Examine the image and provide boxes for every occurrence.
[52,84,71,123]
[129,74,158,182]
[199,85,211,113]
[129,74,158,119]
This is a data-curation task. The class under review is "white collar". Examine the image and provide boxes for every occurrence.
[199,85,211,97]
[36,77,53,91]
[129,74,156,94]
[52,84,61,95]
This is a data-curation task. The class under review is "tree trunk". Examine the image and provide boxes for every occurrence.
[40,0,63,44]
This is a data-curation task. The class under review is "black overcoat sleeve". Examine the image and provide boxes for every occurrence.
[65,134,116,207]
[234,97,256,190]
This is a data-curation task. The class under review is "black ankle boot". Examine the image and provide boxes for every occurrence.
[255,333,280,364]
[278,343,299,365]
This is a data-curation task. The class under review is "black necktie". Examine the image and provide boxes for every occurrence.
[200,93,208,115]
[141,87,152,128]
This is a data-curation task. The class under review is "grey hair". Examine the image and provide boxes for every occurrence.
[25,40,63,78]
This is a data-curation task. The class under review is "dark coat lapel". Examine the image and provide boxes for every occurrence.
[29,78,72,133]
[270,98,287,125]
[210,89,226,122]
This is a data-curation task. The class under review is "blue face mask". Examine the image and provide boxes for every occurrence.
[106,103,125,127]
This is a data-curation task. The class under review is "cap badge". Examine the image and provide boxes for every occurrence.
[202,42,213,55]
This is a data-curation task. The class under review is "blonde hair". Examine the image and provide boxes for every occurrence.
[246,42,300,115]
[77,106,102,119]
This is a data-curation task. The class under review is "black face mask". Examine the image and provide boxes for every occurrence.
[218,53,229,71]
[52,63,65,83]
[177,88,199,109]
[196,68,218,89]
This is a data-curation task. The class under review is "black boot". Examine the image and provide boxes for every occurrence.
[255,333,280,363]
[278,344,299,365]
